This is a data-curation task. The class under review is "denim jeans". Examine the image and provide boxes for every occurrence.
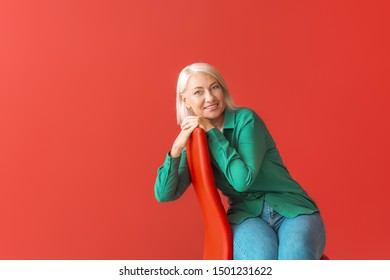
[230,202,326,260]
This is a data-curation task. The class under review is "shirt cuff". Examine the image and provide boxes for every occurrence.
[166,151,182,171]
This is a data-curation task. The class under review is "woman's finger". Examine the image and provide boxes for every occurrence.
[181,116,200,129]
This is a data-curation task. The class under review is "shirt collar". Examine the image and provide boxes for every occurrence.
[223,108,235,129]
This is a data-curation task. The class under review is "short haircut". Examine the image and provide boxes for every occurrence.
[176,62,236,124]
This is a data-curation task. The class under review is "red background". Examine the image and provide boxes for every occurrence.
[1,0,389,259]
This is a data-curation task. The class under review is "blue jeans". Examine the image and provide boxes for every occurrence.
[230,202,326,260]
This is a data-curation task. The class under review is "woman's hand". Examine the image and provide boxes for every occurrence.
[170,116,215,158]
[196,116,214,132]
[170,117,199,158]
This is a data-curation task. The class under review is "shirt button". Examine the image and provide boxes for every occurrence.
[273,204,278,208]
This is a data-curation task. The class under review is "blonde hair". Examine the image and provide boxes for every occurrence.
[176,62,236,124]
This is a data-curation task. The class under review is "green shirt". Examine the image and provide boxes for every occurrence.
[154,107,318,224]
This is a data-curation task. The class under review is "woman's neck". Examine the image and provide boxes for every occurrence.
[210,115,224,132]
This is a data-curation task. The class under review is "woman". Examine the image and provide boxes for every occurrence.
[154,62,326,259]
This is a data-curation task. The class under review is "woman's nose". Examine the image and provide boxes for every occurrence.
[205,90,215,102]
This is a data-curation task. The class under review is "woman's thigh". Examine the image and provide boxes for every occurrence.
[278,212,326,260]
[231,217,278,260]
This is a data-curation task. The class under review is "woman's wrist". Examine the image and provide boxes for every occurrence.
[203,124,214,132]
[170,145,183,158]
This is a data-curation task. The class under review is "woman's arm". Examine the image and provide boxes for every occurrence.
[154,116,199,202]
[154,150,191,202]
[206,111,267,192]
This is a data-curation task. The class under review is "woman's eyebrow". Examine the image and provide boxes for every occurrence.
[192,81,218,91]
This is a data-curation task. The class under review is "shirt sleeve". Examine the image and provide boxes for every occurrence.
[206,112,267,192]
[154,150,192,202]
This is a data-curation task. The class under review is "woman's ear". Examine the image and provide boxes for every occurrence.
[181,94,191,109]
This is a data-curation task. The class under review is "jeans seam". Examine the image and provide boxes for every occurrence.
[233,239,249,260]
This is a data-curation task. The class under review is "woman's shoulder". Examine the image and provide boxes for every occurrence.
[235,107,255,116]
[232,107,269,131]
[234,107,263,121]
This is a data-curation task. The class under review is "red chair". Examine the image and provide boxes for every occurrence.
[186,128,232,260]
[186,127,328,260]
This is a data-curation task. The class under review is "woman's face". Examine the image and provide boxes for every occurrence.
[182,72,226,122]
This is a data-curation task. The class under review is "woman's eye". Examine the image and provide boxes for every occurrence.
[194,91,202,95]
[212,85,219,90]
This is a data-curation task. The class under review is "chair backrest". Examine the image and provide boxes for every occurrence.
[186,128,233,260]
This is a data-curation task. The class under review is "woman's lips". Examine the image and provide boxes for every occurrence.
[204,103,218,110]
